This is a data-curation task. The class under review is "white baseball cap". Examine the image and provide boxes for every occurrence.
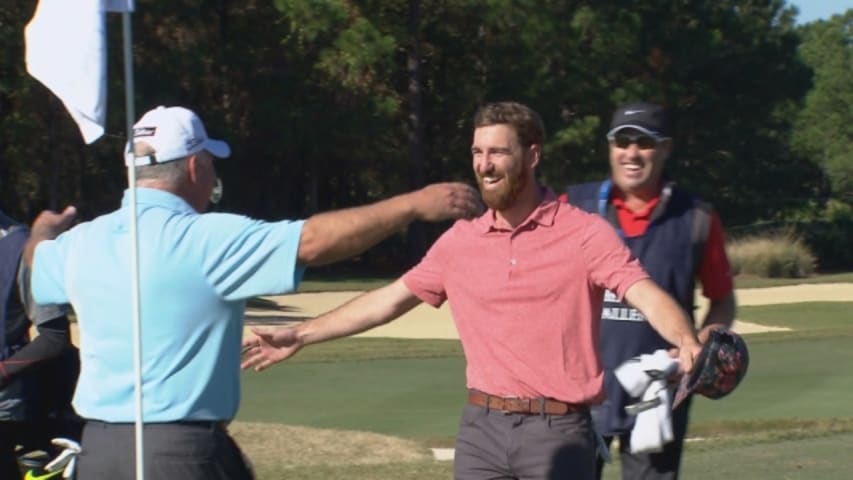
[127,106,230,166]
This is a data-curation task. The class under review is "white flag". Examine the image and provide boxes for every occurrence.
[24,0,134,144]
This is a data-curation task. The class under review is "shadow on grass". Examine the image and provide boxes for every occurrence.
[244,315,309,326]
[246,297,298,311]
[244,297,309,325]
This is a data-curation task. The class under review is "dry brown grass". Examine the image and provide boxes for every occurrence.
[727,232,817,278]
[229,421,431,467]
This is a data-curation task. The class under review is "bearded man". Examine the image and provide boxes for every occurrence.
[240,102,702,480]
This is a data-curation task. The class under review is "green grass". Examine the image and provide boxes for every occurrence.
[679,432,853,479]
[237,300,853,478]
[240,355,466,440]
[298,276,393,292]
[240,302,853,432]
[600,431,853,480]
[734,271,853,288]
[272,337,464,364]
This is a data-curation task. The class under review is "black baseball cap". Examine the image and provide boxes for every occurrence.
[672,327,750,409]
[607,102,672,139]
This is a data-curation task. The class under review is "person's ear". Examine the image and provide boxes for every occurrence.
[186,154,201,183]
[527,144,541,169]
[659,139,674,159]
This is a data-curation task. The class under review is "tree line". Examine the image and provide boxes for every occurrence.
[1,0,850,270]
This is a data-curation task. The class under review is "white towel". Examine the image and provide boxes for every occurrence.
[614,349,679,454]
[24,0,134,144]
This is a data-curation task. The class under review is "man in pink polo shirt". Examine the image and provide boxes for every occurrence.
[242,101,702,480]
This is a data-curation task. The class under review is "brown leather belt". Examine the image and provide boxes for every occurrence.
[467,390,587,415]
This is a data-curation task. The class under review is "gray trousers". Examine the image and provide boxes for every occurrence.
[454,404,596,480]
[77,421,254,480]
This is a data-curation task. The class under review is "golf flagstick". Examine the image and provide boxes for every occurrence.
[120,9,146,480]
[26,1,144,478]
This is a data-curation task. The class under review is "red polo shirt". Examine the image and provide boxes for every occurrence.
[402,188,648,404]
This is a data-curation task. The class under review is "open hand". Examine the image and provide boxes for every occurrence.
[240,326,304,372]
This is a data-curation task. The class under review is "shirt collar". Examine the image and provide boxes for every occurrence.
[609,181,674,222]
[474,186,559,233]
[611,194,661,219]
[121,187,197,215]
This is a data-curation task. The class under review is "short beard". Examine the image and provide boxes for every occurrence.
[478,165,528,211]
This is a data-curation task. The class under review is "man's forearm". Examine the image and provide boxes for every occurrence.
[297,193,419,267]
[700,291,736,329]
[296,280,421,344]
[296,182,481,266]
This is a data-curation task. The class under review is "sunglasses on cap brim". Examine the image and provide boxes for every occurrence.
[608,134,669,150]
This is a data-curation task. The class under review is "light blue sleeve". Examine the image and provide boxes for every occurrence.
[30,234,72,305]
[200,215,306,301]
[17,258,67,324]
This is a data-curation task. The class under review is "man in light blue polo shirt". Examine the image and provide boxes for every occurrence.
[23,105,482,480]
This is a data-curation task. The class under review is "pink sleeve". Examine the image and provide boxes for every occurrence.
[401,231,451,307]
[581,214,649,299]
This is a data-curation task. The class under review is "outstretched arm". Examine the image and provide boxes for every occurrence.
[23,206,77,268]
[241,278,422,371]
[297,182,481,266]
[623,279,702,374]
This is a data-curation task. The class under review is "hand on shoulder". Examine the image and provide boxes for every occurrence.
[412,183,484,222]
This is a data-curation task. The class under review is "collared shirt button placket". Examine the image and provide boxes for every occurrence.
[506,233,517,278]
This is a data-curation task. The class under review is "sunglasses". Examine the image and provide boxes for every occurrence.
[608,134,667,150]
